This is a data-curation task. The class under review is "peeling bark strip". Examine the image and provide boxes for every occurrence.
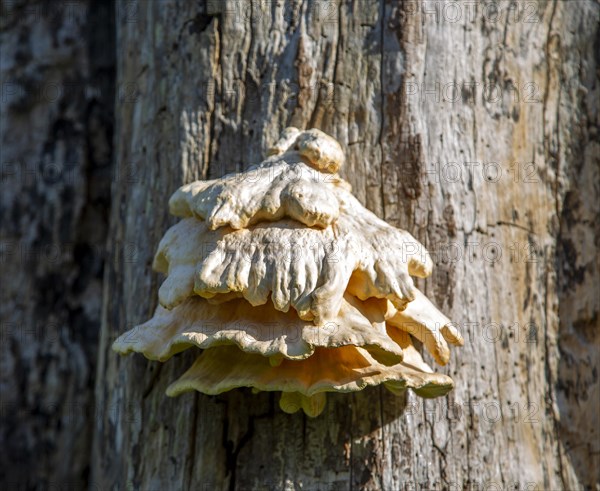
[86,0,599,490]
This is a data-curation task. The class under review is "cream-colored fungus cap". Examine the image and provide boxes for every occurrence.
[113,128,462,417]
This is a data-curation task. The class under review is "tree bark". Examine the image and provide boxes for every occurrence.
[0,1,114,488]
[92,0,600,490]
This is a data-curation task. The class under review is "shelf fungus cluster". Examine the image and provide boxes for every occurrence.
[113,127,463,417]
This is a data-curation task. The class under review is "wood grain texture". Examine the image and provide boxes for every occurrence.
[82,0,597,490]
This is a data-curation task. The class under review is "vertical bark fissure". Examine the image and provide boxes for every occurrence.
[461,284,474,486]
[185,393,199,490]
[551,74,568,491]
[207,16,222,180]
[378,0,387,221]
[241,0,255,159]
[540,1,568,488]
[348,402,354,491]
[378,386,386,490]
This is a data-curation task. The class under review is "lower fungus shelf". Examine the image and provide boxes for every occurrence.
[112,294,405,365]
[113,289,460,417]
[164,344,454,417]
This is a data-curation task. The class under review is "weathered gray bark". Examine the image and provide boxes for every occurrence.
[2,0,598,490]
[0,0,114,488]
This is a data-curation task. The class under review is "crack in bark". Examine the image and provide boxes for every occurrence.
[142,363,162,399]
[185,392,199,490]
[207,16,221,180]
[541,1,568,488]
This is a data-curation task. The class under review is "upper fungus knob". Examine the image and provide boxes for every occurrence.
[268,127,345,174]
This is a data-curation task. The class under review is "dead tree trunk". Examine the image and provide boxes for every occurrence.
[91,1,598,490]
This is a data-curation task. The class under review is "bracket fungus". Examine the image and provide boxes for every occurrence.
[114,127,463,417]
